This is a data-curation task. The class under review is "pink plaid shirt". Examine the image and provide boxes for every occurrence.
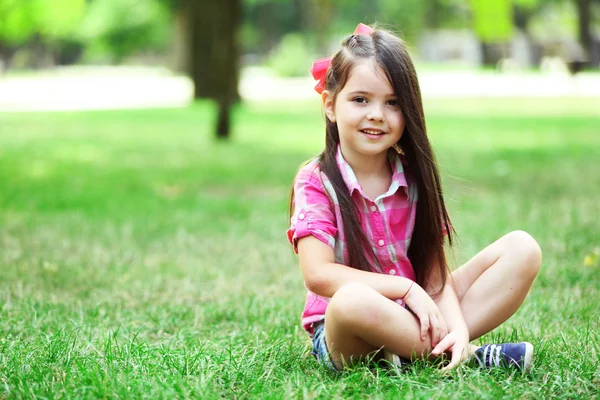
[287,145,418,334]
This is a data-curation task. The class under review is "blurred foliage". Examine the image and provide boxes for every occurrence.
[529,0,580,40]
[241,0,307,54]
[267,33,312,77]
[0,0,169,64]
[0,0,85,44]
[514,0,539,8]
[470,0,514,42]
[375,0,429,41]
[77,0,170,62]
[370,0,469,40]
[0,0,597,68]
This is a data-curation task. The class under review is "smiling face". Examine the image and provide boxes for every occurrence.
[323,57,404,167]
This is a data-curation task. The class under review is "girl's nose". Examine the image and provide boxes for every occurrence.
[366,104,384,121]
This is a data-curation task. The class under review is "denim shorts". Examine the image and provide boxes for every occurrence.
[311,321,339,371]
[311,315,414,371]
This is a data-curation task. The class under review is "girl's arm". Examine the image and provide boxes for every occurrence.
[429,279,467,334]
[298,236,413,299]
[298,236,448,345]
[427,261,470,370]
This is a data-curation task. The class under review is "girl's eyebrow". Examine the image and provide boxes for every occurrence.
[348,90,396,97]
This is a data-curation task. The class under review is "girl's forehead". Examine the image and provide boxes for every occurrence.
[343,58,394,95]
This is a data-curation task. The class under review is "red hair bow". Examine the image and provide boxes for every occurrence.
[354,23,373,36]
[309,23,374,94]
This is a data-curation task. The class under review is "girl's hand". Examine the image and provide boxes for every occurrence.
[403,283,448,348]
[431,328,470,371]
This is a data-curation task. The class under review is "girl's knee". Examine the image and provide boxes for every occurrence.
[505,230,542,277]
[329,282,372,313]
[327,282,380,327]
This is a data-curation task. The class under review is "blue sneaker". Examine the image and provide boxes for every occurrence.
[474,342,534,372]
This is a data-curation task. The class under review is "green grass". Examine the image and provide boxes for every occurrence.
[0,97,599,399]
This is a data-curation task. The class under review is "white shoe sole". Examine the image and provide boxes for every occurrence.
[383,350,403,367]
[522,342,534,372]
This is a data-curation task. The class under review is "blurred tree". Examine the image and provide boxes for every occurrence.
[321,0,467,44]
[424,0,470,29]
[242,0,309,54]
[470,0,514,65]
[512,0,546,66]
[375,0,427,41]
[184,0,241,139]
[0,0,85,70]
[236,0,470,60]
[0,0,32,70]
[313,0,334,54]
[268,33,312,77]
[78,0,169,63]
[514,0,599,69]
[0,0,35,46]
[574,0,600,68]
[513,0,538,31]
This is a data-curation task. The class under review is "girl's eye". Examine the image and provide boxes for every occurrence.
[387,99,399,106]
[353,97,367,103]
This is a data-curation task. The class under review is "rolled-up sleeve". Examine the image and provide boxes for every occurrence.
[286,165,337,253]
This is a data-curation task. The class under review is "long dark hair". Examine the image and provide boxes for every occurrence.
[290,28,453,294]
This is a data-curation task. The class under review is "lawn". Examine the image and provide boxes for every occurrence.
[0,97,599,399]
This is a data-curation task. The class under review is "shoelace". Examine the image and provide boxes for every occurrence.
[483,344,502,367]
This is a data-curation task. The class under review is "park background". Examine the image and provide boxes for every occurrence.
[0,0,599,398]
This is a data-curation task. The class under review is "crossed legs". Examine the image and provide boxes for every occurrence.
[324,230,542,369]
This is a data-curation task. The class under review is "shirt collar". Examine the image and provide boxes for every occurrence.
[335,144,409,198]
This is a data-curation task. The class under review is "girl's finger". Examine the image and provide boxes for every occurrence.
[440,325,449,343]
[429,314,438,346]
[442,345,463,371]
[432,333,454,355]
[441,360,459,371]
[451,346,463,368]
[419,316,430,341]
[431,314,443,347]
[438,314,448,335]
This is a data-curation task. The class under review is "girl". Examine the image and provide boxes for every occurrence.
[287,23,542,372]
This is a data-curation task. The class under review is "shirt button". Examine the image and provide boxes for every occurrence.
[370,205,377,212]
[389,269,396,275]
[298,213,305,220]
[378,239,385,246]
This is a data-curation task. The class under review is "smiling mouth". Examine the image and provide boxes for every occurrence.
[361,129,386,135]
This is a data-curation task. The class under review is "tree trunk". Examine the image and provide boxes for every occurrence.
[188,0,240,139]
[293,0,311,33]
[575,0,599,68]
[512,6,537,67]
[480,42,505,67]
[312,0,332,55]
[171,8,190,74]
[29,33,55,69]
[0,41,16,75]
[189,0,214,99]
[425,0,442,29]
[216,101,231,139]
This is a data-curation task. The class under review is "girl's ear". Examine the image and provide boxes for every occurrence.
[321,90,336,123]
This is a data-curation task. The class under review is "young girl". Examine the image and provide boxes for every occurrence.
[287,23,542,372]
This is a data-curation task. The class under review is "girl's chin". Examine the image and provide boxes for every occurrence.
[354,145,394,157]
[340,138,397,156]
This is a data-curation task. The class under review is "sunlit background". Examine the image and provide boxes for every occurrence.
[0,2,599,397]
[1,0,599,119]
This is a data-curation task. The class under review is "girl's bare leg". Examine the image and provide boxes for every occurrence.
[324,230,541,368]
[324,282,430,369]
[451,230,542,349]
